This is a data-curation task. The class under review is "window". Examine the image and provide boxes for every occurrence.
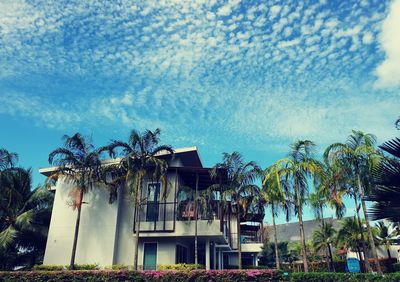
[176,244,188,264]
[146,183,160,222]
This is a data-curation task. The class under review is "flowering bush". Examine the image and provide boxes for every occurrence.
[0,269,279,282]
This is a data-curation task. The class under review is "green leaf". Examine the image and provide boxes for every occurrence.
[0,225,18,248]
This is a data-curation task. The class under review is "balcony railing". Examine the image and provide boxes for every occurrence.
[133,201,225,233]
[230,230,263,249]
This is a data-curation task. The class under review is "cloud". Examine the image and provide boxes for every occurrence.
[0,0,397,153]
[375,0,400,88]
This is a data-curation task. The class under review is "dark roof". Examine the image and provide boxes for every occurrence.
[169,166,227,190]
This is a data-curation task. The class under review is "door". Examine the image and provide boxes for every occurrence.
[143,243,157,270]
[146,183,160,221]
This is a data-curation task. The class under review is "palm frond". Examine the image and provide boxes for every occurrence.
[0,226,18,249]
[15,209,35,229]
[380,138,400,159]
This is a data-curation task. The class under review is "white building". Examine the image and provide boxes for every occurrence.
[40,147,264,270]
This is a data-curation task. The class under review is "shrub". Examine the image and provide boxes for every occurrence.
[0,269,278,282]
[32,265,65,271]
[32,264,99,271]
[289,272,400,282]
[157,264,203,271]
[105,264,130,270]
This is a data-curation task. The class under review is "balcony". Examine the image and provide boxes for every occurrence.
[134,201,227,234]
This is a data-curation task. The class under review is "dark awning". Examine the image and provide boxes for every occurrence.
[168,166,227,190]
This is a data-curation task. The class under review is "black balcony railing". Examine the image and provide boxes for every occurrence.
[134,202,176,232]
[133,201,226,233]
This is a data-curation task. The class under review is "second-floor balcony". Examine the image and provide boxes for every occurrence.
[134,200,227,234]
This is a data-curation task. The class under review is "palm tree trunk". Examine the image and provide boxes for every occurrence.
[354,195,371,273]
[357,175,382,275]
[194,173,199,268]
[271,203,280,270]
[133,177,142,270]
[328,243,335,272]
[69,189,84,270]
[387,247,392,260]
[357,245,363,272]
[295,183,308,272]
[237,209,242,270]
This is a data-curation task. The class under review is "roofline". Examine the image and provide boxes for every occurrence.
[39,146,202,176]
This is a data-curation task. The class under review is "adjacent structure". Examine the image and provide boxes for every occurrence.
[41,147,264,269]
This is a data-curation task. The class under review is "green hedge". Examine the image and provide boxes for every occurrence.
[157,264,203,271]
[32,264,100,271]
[289,272,400,282]
[0,269,279,282]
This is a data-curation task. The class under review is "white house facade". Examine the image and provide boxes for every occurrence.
[41,147,264,270]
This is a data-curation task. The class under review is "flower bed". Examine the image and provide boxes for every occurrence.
[289,272,400,282]
[0,269,279,282]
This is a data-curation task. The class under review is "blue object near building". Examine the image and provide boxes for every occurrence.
[347,258,361,273]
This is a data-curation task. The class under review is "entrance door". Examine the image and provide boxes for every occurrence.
[143,243,157,270]
[146,183,160,222]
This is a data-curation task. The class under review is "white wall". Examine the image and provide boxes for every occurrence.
[138,238,177,268]
[44,177,119,266]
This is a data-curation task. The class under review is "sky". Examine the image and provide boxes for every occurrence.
[1,0,399,224]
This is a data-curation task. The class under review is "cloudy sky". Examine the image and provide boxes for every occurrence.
[1,0,399,223]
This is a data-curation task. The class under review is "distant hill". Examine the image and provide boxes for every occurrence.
[266,217,346,243]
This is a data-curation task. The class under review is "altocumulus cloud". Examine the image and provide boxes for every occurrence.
[0,0,399,151]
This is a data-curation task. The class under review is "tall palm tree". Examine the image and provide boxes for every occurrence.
[262,165,292,270]
[375,221,399,260]
[367,138,400,222]
[0,168,53,270]
[312,222,336,272]
[101,128,173,270]
[264,140,323,272]
[324,130,382,274]
[48,133,102,269]
[211,152,260,269]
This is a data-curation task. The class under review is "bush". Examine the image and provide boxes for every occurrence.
[32,264,99,271]
[289,272,400,282]
[368,258,397,273]
[105,264,130,270]
[157,264,203,270]
[32,265,65,271]
[0,269,279,282]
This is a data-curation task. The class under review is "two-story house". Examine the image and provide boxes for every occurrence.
[41,147,264,270]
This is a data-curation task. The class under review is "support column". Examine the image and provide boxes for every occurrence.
[205,238,210,270]
[213,242,216,269]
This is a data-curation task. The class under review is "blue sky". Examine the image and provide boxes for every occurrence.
[1,0,399,224]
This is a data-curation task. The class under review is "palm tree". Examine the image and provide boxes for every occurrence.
[48,133,102,269]
[0,149,18,171]
[262,165,292,270]
[336,217,366,263]
[211,152,260,269]
[101,128,173,270]
[264,140,323,272]
[0,168,53,270]
[316,162,347,220]
[309,191,327,223]
[312,222,336,272]
[367,138,400,222]
[375,221,399,260]
[324,130,382,274]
